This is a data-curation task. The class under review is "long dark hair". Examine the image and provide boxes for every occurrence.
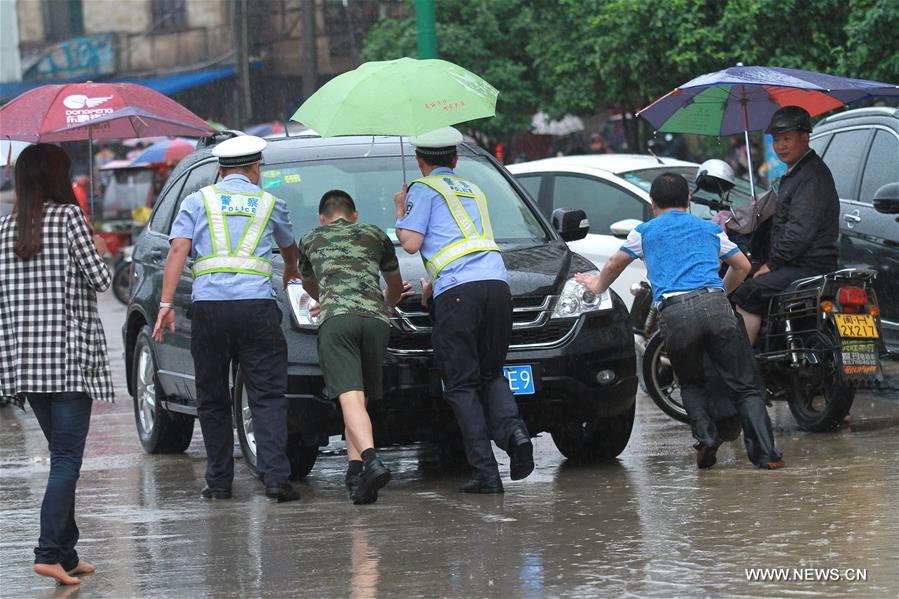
[13,144,79,259]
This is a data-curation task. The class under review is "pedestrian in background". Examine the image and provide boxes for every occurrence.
[394,127,534,493]
[576,172,784,470]
[153,136,302,503]
[298,190,411,504]
[0,144,113,586]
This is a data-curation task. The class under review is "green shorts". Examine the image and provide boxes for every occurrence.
[317,314,391,400]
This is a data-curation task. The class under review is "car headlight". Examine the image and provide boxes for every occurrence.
[286,281,319,329]
[552,270,613,318]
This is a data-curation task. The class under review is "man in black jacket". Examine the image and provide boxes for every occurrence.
[733,106,840,345]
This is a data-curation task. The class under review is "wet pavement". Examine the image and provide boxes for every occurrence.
[1,292,898,598]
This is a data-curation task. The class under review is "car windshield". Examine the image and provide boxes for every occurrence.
[101,168,155,219]
[262,155,548,247]
[620,166,759,219]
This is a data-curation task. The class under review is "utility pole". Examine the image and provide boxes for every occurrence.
[234,0,252,127]
[415,0,437,59]
[301,0,318,102]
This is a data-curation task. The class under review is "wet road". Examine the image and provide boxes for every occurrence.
[1,292,897,598]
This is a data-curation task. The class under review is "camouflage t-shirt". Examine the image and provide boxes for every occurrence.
[298,219,400,324]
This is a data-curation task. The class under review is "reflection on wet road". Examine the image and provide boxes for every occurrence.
[1,292,897,597]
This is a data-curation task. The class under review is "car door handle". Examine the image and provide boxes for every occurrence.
[148,249,164,261]
[843,212,862,224]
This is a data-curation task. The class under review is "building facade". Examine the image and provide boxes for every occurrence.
[7,0,404,127]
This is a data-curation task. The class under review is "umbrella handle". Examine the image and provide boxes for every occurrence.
[740,98,757,201]
[400,135,407,185]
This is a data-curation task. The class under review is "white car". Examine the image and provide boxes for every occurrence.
[508,154,757,308]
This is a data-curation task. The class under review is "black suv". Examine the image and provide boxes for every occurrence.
[122,134,637,478]
[810,107,899,353]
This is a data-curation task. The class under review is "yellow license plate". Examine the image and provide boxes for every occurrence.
[835,314,879,338]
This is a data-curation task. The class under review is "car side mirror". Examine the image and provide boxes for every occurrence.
[872,182,899,214]
[610,218,643,238]
[552,208,589,241]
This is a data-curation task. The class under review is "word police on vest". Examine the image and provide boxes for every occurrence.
[212,135,267,167]
[410,126,464,155]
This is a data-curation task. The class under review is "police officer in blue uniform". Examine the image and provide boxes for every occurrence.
[153,135,302,502]
[394,127,534,493]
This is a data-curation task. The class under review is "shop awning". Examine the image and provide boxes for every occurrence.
[1,63,254,103]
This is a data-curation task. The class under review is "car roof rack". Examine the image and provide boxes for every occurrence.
[197,129,246,149]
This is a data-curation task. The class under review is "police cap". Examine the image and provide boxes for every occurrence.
[410,127,463,157]
[212,135,267,167]
[766,106,813,135]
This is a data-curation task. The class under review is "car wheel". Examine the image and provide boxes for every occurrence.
[642,332,690,424]
[551,401,636,461]
[132,327,194,453]
[233,370,319,480]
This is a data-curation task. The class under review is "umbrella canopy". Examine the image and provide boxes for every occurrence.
[291,57,499,137]
[130,137,197,165]
[639,65,899,200]
[639,65,899,136]
[531,112,585,136]
[0,82,215,142]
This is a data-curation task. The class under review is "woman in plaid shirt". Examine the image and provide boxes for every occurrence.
[0,144,114,586]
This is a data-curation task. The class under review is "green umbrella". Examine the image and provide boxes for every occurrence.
[291,57,499,137]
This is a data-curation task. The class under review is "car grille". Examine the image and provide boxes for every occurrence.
[388,295,577,354]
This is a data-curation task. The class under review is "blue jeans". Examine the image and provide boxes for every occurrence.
[26,392,93,569]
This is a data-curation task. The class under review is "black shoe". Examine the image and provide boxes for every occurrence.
[507,429,534,481]
[200,486,232,500]
[345,472,361,500]
[265,483,301,503]
[459,477,504,494]
[696,442,719,469]
[353,459,391,505]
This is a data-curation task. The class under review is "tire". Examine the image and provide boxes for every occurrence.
[788,332,855,432]
[233,371,318,480]
[112,260,132,305]
[132,328,194,453]
[551,401,636,461]
[642,332,690,423]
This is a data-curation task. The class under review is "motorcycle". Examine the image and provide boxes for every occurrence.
[633,165,886,432]
[112,244,134,305]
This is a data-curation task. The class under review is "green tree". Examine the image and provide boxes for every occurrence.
[362,0,541,138]
[838,0,899,82]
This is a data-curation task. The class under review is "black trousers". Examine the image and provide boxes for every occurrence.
[432,280,527,480]
[658,291,782,465]
[190,299,290,488]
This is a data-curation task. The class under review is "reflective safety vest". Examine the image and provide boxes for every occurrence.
[191,185,276,278]
[413,174,500,279]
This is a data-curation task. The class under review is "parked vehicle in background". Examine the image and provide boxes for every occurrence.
[810,106,899,354]
[123,133,639,479]
[507,155,760,310]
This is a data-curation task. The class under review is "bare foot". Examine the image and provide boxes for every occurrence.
[33,563,80,585]
[67,560,96,575]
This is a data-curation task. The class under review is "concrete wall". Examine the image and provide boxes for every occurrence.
[16,0,43,43]
[83,0,150,35]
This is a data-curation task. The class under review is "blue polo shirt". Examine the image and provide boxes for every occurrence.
[396,167,508,297]
[620,209,739,304]
[170,173,295,301]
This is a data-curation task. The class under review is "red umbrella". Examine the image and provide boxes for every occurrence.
[130,137,198,165]
[0,82,214,215]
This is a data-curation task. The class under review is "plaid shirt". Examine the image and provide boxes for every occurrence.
[0,203,115,406]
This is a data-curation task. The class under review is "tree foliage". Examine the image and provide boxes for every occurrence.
[362,0,899,143]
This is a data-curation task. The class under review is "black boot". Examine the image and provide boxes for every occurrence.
[459,476,504,494]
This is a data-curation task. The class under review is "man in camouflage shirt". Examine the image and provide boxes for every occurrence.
[298,189,411,504]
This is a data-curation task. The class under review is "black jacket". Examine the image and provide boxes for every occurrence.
[767,150,839,271]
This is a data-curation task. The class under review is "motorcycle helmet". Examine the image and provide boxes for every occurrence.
[695,159,735,194]
[765,105,812,135]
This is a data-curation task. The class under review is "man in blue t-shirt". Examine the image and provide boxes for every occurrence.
[577,173,784,470]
